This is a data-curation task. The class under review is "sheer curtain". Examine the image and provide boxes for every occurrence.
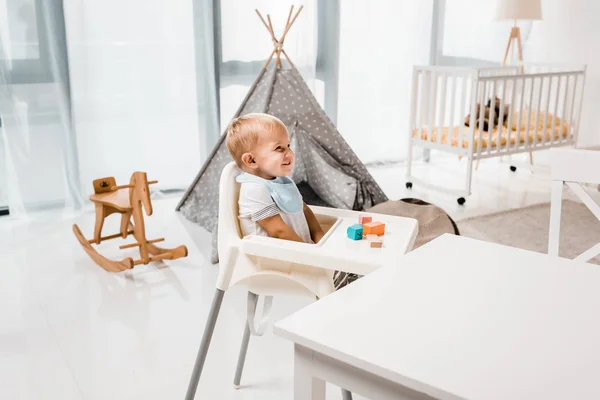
[64,0,219,193]
[0,0,82,218]
[0,0,219,219]
[336,1,434,164]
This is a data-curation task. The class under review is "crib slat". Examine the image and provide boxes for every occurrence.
[532,76,544,149]
[448,72,457,140]
[428,71,437,143]
[551,76,562,145]
[466,73,478,154]
[574,72,587,145]
[487,80,496,156]
[515,77,526,150]
[568,74,580,144]
[477,81,486,155]
[560,75,570,144]
[409,68,419,146]
[459,75,469,149]
[437,72,447,145]
[496,79,507,154]
[541,76,553,147]
[418,71,428,142]
[506,77,518,152]
[524,77,535,150]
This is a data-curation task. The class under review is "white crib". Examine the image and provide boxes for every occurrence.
[406,64,587,204]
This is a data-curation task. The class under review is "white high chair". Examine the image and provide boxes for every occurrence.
[185,162,419,400]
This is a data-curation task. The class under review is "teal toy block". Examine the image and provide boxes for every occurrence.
[347,224,363,240]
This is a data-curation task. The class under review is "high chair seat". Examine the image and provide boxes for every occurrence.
[185,162,419,400]
[89,189,132,212]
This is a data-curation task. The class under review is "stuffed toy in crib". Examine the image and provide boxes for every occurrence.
[464,97,510,132]
[464,97,563,133]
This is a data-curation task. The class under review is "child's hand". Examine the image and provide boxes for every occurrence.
[257,215,305,242]
[303,203,325,244]
[312,230,325,244]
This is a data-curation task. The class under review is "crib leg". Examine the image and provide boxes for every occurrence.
[529,151,534,165]
[406,142,414,184]
[185,289,225,400]
[423,148,431,163]
[465,157,474,196]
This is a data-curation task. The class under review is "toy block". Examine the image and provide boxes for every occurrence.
[363,221,385,236]
[347,224,363,240]
[370,240,383,248]
[365,234,378,242]
[358,214,372,224]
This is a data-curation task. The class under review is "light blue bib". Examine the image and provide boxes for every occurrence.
[236,172,303,215]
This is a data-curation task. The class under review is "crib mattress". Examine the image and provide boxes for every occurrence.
[412,122,570,150]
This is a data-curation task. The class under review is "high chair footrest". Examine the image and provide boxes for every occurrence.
[247,292,273,336]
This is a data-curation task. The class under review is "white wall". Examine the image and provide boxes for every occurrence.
[64,0,202,192]
[525,0,600,147]
[337,1,433,164]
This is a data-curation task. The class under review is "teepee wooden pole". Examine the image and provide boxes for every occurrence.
[256,5,301,70]
[285,5,295,30]
[281,48,294,68]
[267,15,282,68]
[279,5,303,44]
[265,14,278,44]
[257,9,278,69]
[255,9,271,33]
[262,48,277,70]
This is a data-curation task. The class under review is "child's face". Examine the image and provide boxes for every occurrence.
[245,125,294,179]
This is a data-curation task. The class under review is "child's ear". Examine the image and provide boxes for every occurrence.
[241,153,257,169]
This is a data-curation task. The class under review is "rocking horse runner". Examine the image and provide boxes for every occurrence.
[73,171,188,272]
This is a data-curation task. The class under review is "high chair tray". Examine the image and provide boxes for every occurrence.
[241,206,419,276]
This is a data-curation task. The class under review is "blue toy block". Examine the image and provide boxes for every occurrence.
[347,224,363,240]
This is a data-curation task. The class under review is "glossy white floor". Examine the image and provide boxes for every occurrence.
[0,152,571,399]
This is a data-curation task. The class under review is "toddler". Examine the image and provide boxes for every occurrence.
[225,113,358,289]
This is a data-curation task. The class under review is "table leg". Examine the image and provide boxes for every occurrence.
[294,344,326,400]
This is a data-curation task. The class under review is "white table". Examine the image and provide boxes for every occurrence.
[274,234,600,400]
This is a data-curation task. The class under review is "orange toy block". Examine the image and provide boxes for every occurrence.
[363,221,385,236]
[370,240,383,248]
[358,214,372,224]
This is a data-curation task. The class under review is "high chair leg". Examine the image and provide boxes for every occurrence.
[233,322,252,389]
[233,292,259,389]
[185,289,225,400]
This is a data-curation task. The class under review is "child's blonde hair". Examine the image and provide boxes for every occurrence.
[226,113,287,166]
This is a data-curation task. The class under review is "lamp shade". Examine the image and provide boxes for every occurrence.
[495,0,542,20]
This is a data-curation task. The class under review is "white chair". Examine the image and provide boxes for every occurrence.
[185,162,356,399]
[548,148,600,261]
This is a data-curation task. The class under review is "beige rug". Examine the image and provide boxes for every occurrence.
[457,200,600,264]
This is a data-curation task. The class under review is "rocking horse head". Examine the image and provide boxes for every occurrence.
[129,171,154,216]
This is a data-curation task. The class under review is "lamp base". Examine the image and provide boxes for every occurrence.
[502,25,523,67]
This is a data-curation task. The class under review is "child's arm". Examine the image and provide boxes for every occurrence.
[303,203,325,243]
[257,215,305,242]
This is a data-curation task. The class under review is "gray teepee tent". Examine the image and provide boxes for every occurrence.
[176,6,387,262]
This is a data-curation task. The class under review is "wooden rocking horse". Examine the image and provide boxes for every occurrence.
[73,171,188,272]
